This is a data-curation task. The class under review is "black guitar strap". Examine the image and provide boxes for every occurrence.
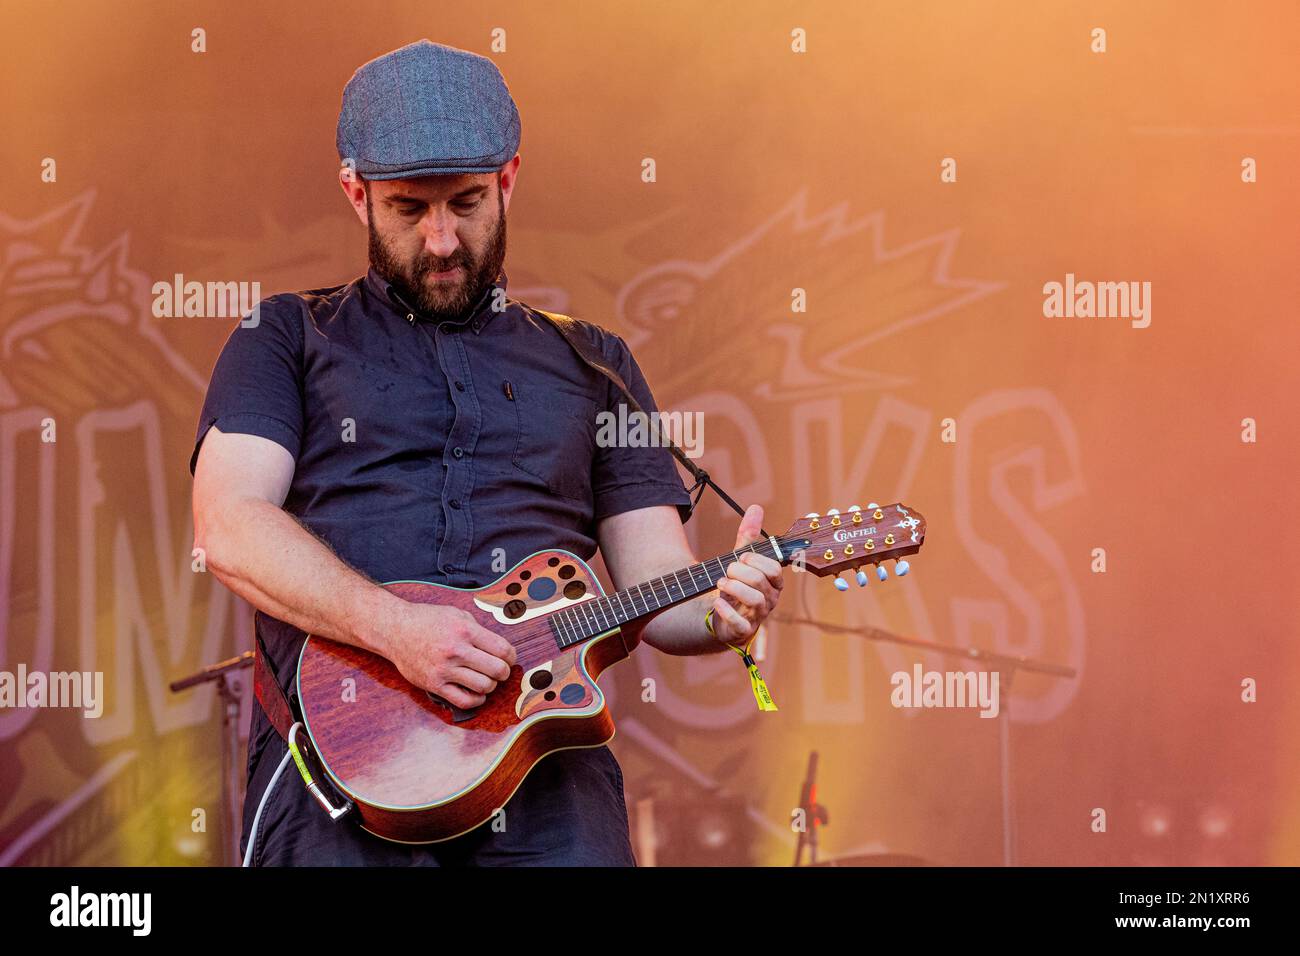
[531,306,764,535]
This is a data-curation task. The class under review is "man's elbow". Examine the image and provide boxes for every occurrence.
[192,495,247,579]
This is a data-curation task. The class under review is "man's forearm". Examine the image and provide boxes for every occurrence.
[197,497,401,656]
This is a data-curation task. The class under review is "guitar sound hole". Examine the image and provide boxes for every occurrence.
[504,599,527,619]
[529,670,553,690]
[506,582,521,595]
[563,581,586,599]
[558,565,576,579]
[548,556,560,567]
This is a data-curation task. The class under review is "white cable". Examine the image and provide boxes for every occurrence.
[240,724,300,868]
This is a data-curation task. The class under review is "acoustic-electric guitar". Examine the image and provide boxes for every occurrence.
[296,502,927,843]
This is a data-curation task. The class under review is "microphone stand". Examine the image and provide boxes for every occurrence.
[776,616,1076,867]
[170,650,254,867]
[792,750,829,866]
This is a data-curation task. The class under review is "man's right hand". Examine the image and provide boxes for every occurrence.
[381,601,518,709]
[193,427,517,711]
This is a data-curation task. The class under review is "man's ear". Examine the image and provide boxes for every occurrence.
[339,166,368,225]
[499,153,521,212]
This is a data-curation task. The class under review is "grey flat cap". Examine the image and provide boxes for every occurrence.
[337,39,520,179]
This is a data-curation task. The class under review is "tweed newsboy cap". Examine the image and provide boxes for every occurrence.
[337,39,521,179]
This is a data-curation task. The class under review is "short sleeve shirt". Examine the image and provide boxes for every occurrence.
[191,266,692,724]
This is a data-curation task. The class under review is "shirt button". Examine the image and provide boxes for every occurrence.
[449,499,461,509]
[455,381,465,392]
[452,447,464,459]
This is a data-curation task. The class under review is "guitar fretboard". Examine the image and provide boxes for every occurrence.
[548,536,801,648]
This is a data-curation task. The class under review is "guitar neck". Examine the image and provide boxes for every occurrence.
[549,535,801,649]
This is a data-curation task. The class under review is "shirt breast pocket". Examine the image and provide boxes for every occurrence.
[508,382,598,502]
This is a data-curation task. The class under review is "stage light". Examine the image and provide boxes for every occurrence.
[1138,804,1172,838]
[693,810,733,851]
[1198,805,1231,839]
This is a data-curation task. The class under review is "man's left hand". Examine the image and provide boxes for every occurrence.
[711,504,784,649]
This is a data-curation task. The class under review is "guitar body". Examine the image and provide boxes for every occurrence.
[296,549,636,844]
[293,501,927,845]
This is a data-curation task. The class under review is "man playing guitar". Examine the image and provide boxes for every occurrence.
[190,39,785,866]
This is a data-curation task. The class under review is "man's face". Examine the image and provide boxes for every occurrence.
[364,173,507,321]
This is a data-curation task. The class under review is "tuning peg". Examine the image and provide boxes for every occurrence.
[895,560,910,576]
[848,504,861,512]
[827,508,840,515]
[867,502,879,509]
[855,569,869,587]
[876,565,889,582]
[804,512,820,519]
[833,576,849,591]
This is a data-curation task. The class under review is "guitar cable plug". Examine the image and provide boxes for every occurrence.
[288,723,354,821]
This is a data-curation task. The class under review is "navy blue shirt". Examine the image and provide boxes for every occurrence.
[191,266,691,717]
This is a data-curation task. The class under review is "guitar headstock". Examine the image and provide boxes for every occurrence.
[781,502,926,589]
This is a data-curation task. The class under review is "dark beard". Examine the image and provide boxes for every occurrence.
[366,185,507,322]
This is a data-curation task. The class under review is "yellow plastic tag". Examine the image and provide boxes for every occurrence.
[707,607,777,711]
[732,641,778,712]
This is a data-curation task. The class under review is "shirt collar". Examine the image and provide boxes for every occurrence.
[363,265,508,334]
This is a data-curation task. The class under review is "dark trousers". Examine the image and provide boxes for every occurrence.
[239,719,636,866]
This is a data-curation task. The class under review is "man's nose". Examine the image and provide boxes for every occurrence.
[421,210,460,259]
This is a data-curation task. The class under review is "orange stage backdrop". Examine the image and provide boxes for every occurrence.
[2,1,1297,866]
